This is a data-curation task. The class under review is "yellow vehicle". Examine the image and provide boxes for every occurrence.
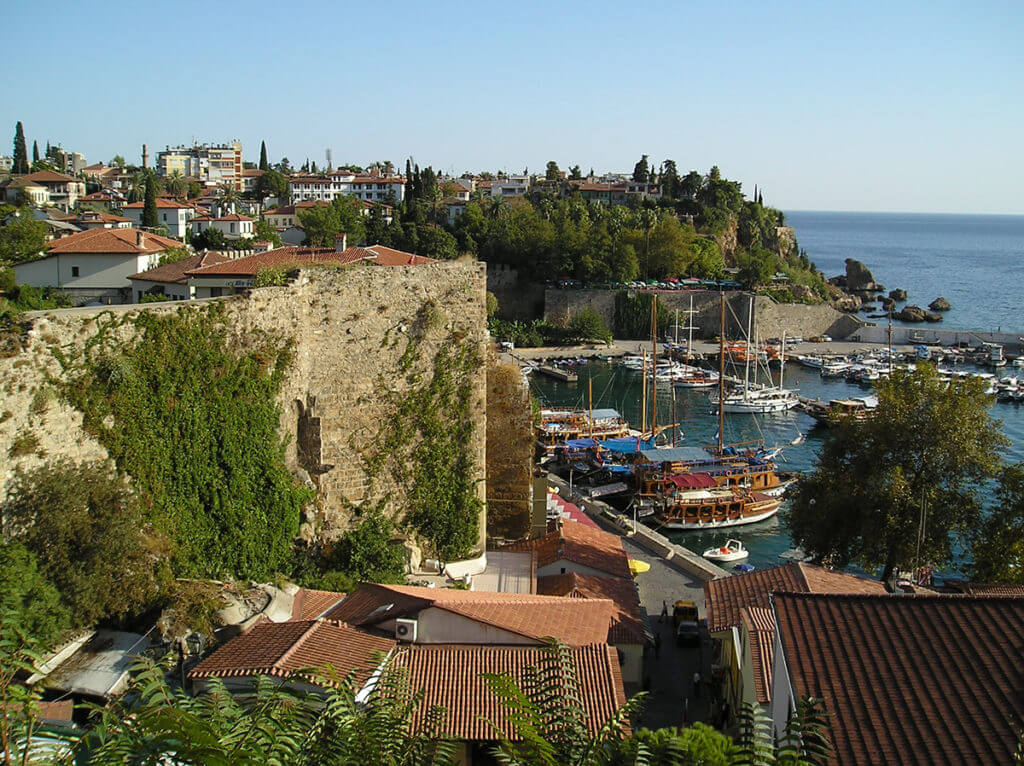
[672,600,700,645]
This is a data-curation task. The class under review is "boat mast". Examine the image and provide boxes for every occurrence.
[780,332,786,390]
[887,306,894,376]
[588,376,593,440]
[672,382,678,446]
[651,295,658,438]
[674,308,679,346]
[641,349,648,435]
[718,293,725,453]
[743,295,753,401]
[686,294,694,364]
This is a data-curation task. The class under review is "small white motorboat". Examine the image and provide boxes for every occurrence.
[702,539,749,563]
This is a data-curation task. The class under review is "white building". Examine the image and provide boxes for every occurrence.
[14,227,182,305]
[156,142,243,190]
[288,171,405,204]
[122,198,197,240]
[489,175,530,197]
[3,170,86,210]
[190,213,254,239]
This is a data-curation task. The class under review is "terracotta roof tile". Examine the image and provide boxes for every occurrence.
[390,643,627,740]
[186,244,434,277]
[291,588,348,620]
[129,251,229,284]
[537,572,646,644]
[740,606,775,703]
[324,583,613,645]
[188,619,394,686]
[500,519,633,580]
[704,562,886,633]
[957,582,1024,596]
[122,198,195,209]
[22,170,79,184]
[773,592,1024,765]
[45,227,181,255]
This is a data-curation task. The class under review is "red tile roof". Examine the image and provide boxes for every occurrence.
[188,619,394,686]
[75,211,131,224]
[390,643,627,740]
[123,198,195,209]
[22,170,79,184]
[773,593,1024,765]
[191,213,253,222]
[45,227,182,255]
[740,606,775,703]
[704,561,887,633]
[186,244,434,277]
[956,582,1024,596]
[129,251,229,284]
[537,573,645,644]
[324,583,614,646]
[499,519,633,580]
[291,588,348,620]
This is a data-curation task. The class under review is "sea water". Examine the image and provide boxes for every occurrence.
[787,211,1024,333]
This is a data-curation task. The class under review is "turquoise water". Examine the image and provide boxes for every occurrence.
[786,211,1024,333]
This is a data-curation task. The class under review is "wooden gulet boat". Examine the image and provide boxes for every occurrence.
[656,485,780,530]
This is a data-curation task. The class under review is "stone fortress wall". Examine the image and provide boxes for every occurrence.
[544,289,863,341]
[0,261,500,555]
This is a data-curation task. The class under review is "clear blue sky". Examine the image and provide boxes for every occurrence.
[3,0,1021,214]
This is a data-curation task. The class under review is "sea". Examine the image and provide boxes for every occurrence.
[530,212,1024,576]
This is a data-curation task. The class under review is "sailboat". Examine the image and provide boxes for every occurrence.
[711,295,798,413]
[673,295,719,389]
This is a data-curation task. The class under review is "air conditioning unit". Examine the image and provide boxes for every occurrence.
[395,618,418,643]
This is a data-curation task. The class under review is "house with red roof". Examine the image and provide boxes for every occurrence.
[3,170,85,209]
[189,212,254,240]
[128,251,230,302]
[184,241,434,298]
[14,227,183,305]
[122,198,197,239]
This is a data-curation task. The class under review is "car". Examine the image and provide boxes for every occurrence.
[672,599,701,646]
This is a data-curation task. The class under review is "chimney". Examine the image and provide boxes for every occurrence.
[142,144,149,169]
[335,233,347,252]
[137,230,146,249]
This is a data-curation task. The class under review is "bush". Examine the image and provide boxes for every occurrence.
[0,540,71,645]
[253,266,288,287]
[567,307,612,344]
[323,509,406,584]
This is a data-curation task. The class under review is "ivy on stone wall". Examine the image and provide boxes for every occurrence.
[613,291,671,339]
[363,305,483,562]
[58,306,312,580]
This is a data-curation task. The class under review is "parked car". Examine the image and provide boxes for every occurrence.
[673,600,701,646]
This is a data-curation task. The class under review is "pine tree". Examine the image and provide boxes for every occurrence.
[142,173,158,229]
[12,122,28,174]
[259,140,268,171]
[32,140,39,163]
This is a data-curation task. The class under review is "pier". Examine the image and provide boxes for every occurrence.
[536,364,578,382]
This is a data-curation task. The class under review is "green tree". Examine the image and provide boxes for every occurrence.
[165,169,188,198]
[569,165,583,180]
[545,161,561,181]
[364,203,390,246]
[660,159,679,199]
[142,173,159,228]
[259,140,269,171]
[323,509,406,584]
[12,122,28,174]
[299,195,366,247]
[0,214,47,265]
[1,459,164,628]
[110,154,126,168]
[0,540,70,645]
[607,724,736,765]
[255,217,282,248]
[787,365,1006,579]
[567,307,612,345]
[217,181,240,213]
[191,227,229,251]
[254,168,289,203]
[0,602,54,764]
[970,464,1024,584]
[418,225,458,259]
[31,140,38,164]
[632,154,649,183]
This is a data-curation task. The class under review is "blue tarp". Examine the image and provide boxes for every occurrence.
[605,464,634,474]
[564,438,598,449]
[640,447,711,463]
[599,437,656,454]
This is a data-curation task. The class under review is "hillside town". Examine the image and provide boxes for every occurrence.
[1,121,1023,766]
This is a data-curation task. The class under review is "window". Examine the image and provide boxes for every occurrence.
[162,213,167,221]
[71,266,80,277]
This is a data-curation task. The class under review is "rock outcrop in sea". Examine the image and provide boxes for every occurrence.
[889,288,908,301]
[895,305,943,323]
[929,297,951,311]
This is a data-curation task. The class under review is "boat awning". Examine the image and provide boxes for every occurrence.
[589,408,622,420]
[640,447,710,463]
[564,438,598,449]
[667,473,717,489]
[599,436,655,453]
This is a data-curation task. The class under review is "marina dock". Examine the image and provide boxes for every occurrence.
[536,364,578,382]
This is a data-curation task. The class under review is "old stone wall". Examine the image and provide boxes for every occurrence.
[544,289,863,341]
[485,263,546,320]
[0,261,491,555]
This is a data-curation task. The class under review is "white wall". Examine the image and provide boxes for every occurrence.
[414,608,535,645]
[16,253,154,290]
[769,626,795,739]
[535,559,617,579]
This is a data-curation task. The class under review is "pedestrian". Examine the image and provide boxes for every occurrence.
[693,670,701,698]
[654,632,661,658]
[660,600,669,623]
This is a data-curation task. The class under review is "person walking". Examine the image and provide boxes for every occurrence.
[660,600,669,623]
[693,670,702,698]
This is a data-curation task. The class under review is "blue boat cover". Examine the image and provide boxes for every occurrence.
[599,436,656,453]
[564,438,598,449]
[605,464,634,474]
[640,447,711,463]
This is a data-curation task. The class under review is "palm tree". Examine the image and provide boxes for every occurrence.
[217,182,240,215]
[166,170,188,199]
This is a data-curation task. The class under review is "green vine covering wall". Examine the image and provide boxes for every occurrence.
[613,291,671,339]
[57,306,313,579]
[363,308,483,562]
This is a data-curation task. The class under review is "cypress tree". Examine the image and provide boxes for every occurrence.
[32,140,39,163]
[259,140,268,171]
[142,174,158,229]
[12,122,28,174]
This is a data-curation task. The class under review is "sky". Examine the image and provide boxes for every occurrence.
[2,0,1022,214]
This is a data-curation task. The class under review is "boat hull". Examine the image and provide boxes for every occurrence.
[656,497,780,530]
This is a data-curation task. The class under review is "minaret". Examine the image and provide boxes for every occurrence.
[142,144,149,169]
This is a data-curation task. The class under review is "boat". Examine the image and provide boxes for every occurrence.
[535,407,631,455]
[799,396,877,426]
[654,485,780,529]
[702,539,749,563]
